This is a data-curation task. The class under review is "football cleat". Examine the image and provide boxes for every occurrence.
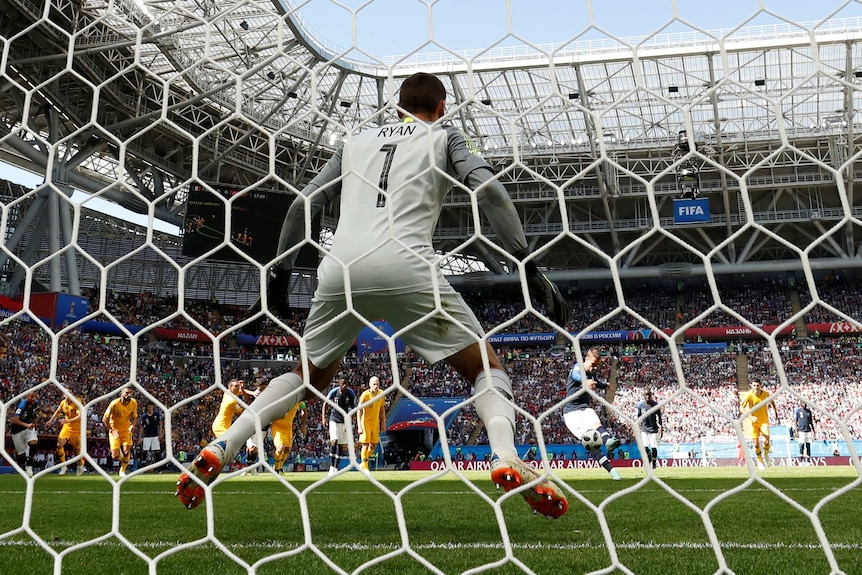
[609,468,622,481]
[25,466,34,477]
[57,466,67,476]
[605,437,622,453]
[175,442,227,510]
[76,465,85,476]
[490,457,568,519]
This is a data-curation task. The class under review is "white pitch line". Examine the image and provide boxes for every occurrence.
[0,486,851,497]
[0,539,859,551]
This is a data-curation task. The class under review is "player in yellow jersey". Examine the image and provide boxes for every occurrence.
[740,378,779,470]
[46,390,86,476]
[102,387,138,477]
[270,399,307,473]
[213,379,261,474]
[357,376,386,471]
[212,379,251,437]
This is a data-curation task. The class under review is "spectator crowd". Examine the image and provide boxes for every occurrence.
[4,275,862,472]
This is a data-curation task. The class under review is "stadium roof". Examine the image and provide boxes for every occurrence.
[2,0,862,300]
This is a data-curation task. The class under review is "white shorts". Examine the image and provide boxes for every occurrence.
[12,429,37,454]
[142,437,161,452]
[641,431,659,449]
[563,408,602,439]
[797,430,814,443]
[304,286,484,368]
[329,420,349,445]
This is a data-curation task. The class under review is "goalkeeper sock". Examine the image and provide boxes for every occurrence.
[473,368,517,460]
[215,372,304,460]
[57,447,66,463]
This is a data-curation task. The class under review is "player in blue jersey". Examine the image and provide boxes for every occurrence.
[563,347,622,480]
[9,391,40,477]
[321,377,358,475]
[138,403,164,465]
[177,72,569,518]
[794,401,816,465]
[636,389,663,469]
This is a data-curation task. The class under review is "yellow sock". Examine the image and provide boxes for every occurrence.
[57,449,66,464]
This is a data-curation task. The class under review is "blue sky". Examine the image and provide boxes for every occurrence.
[2,0,860,231]
[294,0,862,58]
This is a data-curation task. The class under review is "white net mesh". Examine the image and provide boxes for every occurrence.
[2,0,862,573]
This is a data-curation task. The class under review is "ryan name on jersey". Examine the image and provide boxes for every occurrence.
[376,124,417,138]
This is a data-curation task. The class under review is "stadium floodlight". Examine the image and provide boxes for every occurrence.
[824,115,848,128]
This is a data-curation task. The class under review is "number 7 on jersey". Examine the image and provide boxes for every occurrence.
[376,144,397,208]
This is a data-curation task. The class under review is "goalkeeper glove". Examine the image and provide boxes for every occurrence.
[522,257,569,328]
[246,267,292,332]
[264,266,292,318]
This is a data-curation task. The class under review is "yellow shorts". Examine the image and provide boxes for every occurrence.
[271,424,294,451]
[359,426,380,445]
[271,404,301,450]
[751,420,770,440]
[59,426,81,450]
[109,429,133,452]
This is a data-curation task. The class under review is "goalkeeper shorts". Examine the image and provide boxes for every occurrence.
[304,285,484,367]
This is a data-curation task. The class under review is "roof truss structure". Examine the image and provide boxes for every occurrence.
[2,0,862,301]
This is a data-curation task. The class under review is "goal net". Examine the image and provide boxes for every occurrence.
[2,0,862,574]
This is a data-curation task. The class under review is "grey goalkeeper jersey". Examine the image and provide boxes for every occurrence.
[280,118,528,299]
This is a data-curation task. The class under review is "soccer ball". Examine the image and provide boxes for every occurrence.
[581,429,603,450]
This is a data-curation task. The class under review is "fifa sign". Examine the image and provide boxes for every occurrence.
[673,198,710,223]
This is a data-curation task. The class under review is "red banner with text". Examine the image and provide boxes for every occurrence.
[410,456,853,471]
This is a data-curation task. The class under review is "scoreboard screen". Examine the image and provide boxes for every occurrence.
[182,183,320,267]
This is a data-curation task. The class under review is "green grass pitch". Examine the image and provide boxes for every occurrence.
[1,466,860,575]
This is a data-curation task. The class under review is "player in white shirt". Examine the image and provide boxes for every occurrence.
[177,73,568,518]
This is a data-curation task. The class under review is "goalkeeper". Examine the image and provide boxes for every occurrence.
[177,72,569,518]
